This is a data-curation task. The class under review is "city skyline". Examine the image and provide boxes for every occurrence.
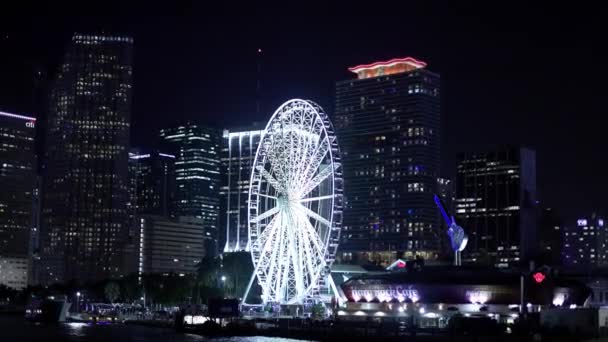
[1,8,605,221]
[2,10,608,339]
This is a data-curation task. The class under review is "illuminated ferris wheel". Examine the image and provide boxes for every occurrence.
[244,99,343,305]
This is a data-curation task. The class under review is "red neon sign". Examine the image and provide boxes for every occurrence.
[533,272,546,283]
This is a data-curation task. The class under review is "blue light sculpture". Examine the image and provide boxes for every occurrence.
[434,195,468,265]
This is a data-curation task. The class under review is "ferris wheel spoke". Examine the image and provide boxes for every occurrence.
[257,193,277,200]
[296,214,323,282]
[294,203,331,228]
[251,206,280,223]
[296,138,330,191]
[299,194,335,203]
[285,210,306,297]
[298,163,334,198]
[299,212,328,260]
[259,167,285,194]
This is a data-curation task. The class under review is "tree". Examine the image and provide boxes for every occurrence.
[104,282,120,303]
[222,252,253,298]
[120,273,142,303]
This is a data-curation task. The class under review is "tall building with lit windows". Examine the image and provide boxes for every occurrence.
[562,214,607,268]
[128,149,176,217]
[160,124,221,256]
[335,57,441,266]
[42,33,133,282]
[0,111,36,260]
[455,146,537,268]
[220,127,263,253]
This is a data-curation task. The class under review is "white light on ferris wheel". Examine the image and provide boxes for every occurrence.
[245,99,343,305]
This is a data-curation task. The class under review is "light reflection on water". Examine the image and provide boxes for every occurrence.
[0,316,311,342]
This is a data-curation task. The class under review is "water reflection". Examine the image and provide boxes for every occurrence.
[64,322,90,337]
[0,316,309,342]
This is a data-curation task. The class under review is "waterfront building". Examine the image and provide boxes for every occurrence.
[455,146,537,268]
[334,57,441,266]
[220,127,263,253]
[160,124,221,256]
[136,215,209,275]
[43,33,133,282]
[562,214,606,268]
[0,111,36,257]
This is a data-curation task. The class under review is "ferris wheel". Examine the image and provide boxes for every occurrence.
[244,99,343,305]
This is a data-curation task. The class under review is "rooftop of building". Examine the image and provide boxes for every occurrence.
[348,57,427,80]
[0,110,36,121]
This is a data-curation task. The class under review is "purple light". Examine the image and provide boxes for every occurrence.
[0,111,36,121]
[159,153,175,158]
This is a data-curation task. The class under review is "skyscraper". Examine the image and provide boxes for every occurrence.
[160,124,221,255]
[455,146,537,268]
[0,110,36,289]
[42,34,133,282]
[562,214,606,268]
[220,127,263,253]
[335,57,441,266]
[128,149,176,217]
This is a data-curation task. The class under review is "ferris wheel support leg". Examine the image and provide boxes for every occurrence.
[327,273,344,305]
[241,272,258,306]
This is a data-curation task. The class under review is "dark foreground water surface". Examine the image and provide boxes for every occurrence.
[0,316,309,342]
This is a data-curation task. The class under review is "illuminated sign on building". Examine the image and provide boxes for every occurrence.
[577,219,588,226]
[350,285,420,303]
[466,290,491,304]
[533,272,546,284]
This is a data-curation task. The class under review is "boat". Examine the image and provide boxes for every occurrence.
[25,296,71,323]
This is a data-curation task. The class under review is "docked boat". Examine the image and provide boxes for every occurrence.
[25,296,71,323]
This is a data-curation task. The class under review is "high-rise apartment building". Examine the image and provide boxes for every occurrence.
[220,128,263,253]
[160,124,221,255]
[42,33,133,282]
[0,111,36,258]
[562,214,606,268]
[455,146,537,268]
[335,57,441,266]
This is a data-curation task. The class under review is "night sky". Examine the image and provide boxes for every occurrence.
[1,4,606,221]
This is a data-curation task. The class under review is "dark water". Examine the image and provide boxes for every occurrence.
[0,316,309,342]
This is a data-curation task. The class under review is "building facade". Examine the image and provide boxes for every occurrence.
[0,111,36,258]
[136,215,208,275]
[562,214,606,268]
[128,149,176,217]
[455,146,537,268]
[0,255,29,290]
[160,124,221,255]
[220,128,263,253]
[538,207,563,266]
[334,57,441,266]
[42,34,133,282]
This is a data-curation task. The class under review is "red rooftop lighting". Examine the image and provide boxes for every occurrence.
[348,57,427,79]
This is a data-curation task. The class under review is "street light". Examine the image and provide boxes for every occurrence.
[221,275,226,282]
[76,291,81,312]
